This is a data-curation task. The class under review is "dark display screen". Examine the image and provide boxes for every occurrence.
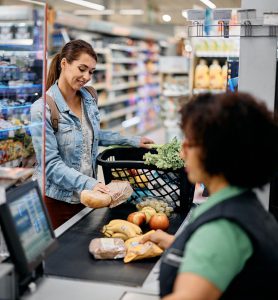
[8,188,53,264]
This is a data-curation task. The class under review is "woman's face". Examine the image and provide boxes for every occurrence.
[61,53,96,91]
[180,133,208,184]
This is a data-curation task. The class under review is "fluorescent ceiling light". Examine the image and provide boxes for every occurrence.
[64,0,105,11]
[119,9,144,15]
[19,0,45,4]
[74,9,114,15]
[162,14,171,22]
[200,0,216,9]
[182,10,188,19]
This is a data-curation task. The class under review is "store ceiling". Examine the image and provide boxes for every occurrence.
[5,0,241,26]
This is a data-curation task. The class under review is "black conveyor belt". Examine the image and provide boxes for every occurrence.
[45,203,185,287]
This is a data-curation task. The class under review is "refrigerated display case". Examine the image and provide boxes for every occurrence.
[0,4,46,170]
[0,2,47,262]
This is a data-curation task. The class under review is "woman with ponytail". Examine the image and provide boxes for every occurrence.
[31,40,154,229]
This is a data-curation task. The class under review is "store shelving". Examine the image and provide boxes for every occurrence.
[190,37,240,93]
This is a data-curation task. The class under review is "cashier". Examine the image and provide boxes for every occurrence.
[142,92,278,299]
[31,40,153,229]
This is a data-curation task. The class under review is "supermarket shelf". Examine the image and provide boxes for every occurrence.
[93,82,107,90]
[95,48,109,55]
[96,64,107,71]
[0,158,22,168]
[195,51,239,58]
[110,81,142,91]
[193,89,225,95]
[160,70,189,75]
[109,44,139,52]
[99,93,139,107]
[0,121,43,133]
[0,50,42,55]
[163,90,190,97]
[0,83,42,89]
[112,70,140,77]
[111,58,138,64]
[101,105,138,122]
[0,104,32,110]
[0,39,33,46]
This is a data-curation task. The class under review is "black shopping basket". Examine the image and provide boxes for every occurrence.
[97,147,195,215]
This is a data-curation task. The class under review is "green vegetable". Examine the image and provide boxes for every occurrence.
[143,137,184,170]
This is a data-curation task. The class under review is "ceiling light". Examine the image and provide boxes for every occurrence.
[162,14,171,22]
[64,0,105,11]
[19,0,44,4]
[182,10,188,19]
[74,9,114,15]
[119,9,144,15]
[200,0,216,9]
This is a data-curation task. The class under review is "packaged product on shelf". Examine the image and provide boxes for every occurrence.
[194,59,209,89]
[209,59,223,90]
[222,63,228,90]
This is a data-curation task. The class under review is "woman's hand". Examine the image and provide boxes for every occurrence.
[140,229,175,250]
[92,183,110,194]
[139,137,155,149]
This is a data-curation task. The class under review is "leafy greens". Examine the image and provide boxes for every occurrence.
[143,137,184,170]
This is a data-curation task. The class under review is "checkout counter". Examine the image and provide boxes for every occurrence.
[0,181,193,300]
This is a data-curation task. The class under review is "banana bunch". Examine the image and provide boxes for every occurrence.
[102,219,142,241]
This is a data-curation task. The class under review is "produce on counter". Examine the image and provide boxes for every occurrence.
[127,211,146,226]
[81,190,112,208]
[89,238,126,259]
[141,206,157,223]
[124,230,163,263]
[102,219,142,241]
[136,198,174,217]
[149,213,170,231]
[143,137,184,170]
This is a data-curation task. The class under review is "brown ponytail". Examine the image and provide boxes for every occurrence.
[46,40,97,91]
[46,53,61,90]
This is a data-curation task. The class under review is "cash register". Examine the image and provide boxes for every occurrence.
[0,180,57,298]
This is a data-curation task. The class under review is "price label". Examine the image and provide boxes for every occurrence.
[187,10,205,21]
[263,13,278,26]
[213,10,232,21]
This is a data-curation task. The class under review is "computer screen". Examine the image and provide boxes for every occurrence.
[0,180,56,278]
[8,187,53,265]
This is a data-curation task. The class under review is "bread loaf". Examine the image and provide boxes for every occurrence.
[80,190,112,208]
[89,238,126,259]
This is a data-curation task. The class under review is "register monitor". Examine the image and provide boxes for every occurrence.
[0,180,57,293]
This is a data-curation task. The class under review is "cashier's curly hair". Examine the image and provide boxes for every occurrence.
[47,39,97,90]
[180,92,278,188]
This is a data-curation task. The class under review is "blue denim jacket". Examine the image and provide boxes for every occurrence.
[31,82,141,203]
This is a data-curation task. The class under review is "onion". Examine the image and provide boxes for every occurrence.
[149,213,169,231]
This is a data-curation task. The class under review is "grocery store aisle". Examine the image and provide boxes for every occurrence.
[145,126,166,145]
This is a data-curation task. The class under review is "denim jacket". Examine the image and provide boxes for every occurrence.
[31,82,141,203]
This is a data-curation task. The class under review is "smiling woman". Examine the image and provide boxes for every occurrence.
[30,40,154,229]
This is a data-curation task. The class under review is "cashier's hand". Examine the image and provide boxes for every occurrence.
[140,229,175,250]
[139,137,155,149]
[92,183,110,194]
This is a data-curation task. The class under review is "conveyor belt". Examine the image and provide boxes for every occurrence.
[45,203,185,287]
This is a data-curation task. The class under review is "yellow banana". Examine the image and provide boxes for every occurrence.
[112,232,129,241]
[106,221,137,239]
[126,221,142,235]
[108,219,142,235]
[103,231,113,237]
